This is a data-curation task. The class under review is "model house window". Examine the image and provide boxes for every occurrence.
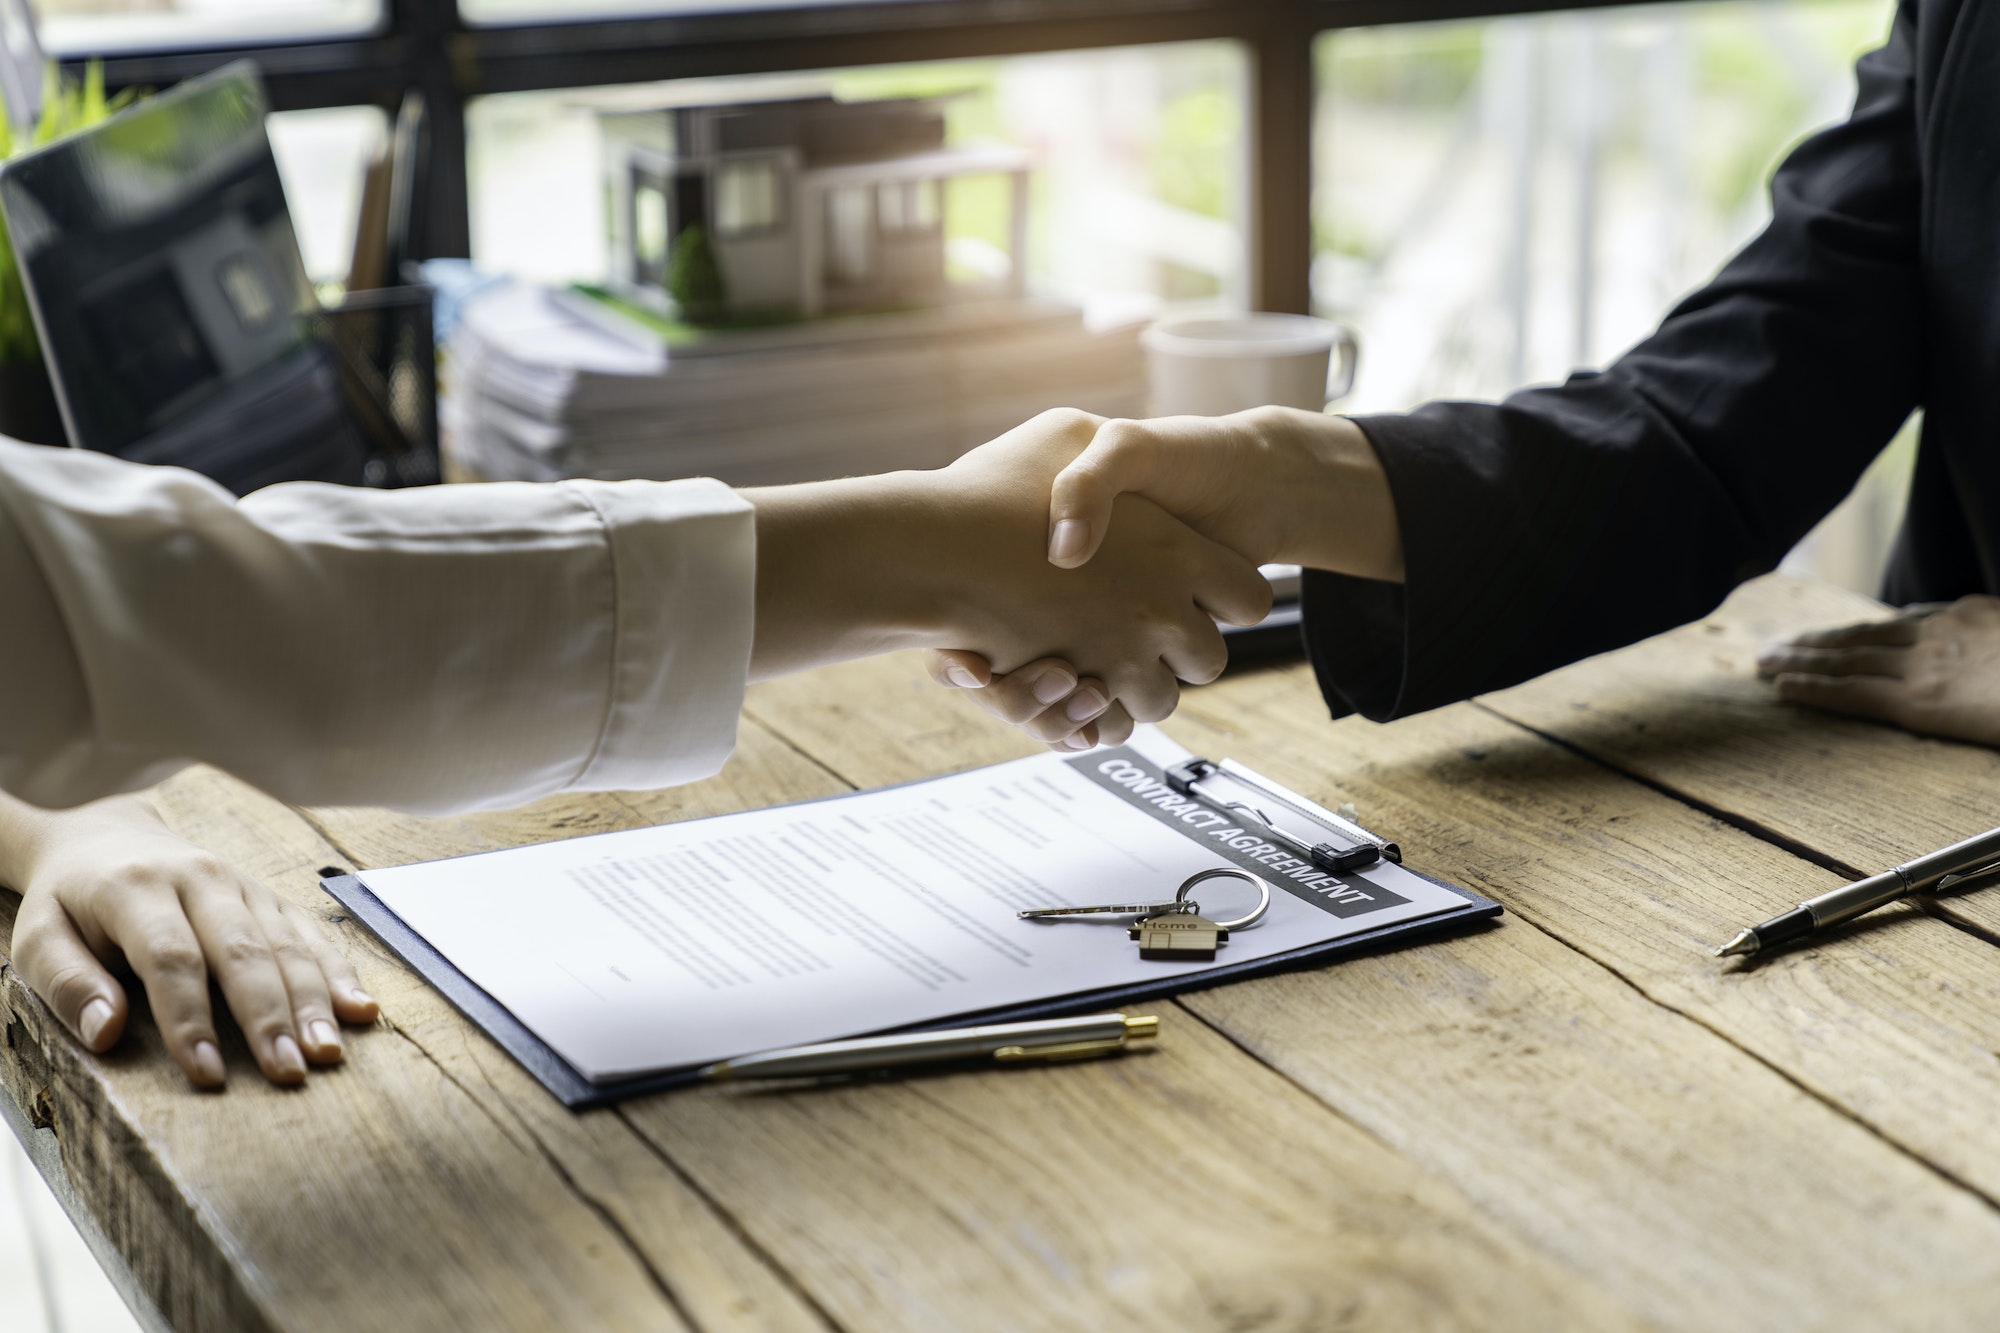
[631,171,669,283]
[715,158,782,236]
[825,184,873,280]
[876,179,939,234]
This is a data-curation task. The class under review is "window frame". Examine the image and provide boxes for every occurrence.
[66,0,1654,313]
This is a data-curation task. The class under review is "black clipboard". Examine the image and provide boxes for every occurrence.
[322,753,1501,1110]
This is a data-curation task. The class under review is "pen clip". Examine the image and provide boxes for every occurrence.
[991,1037,1128,1063]
[994,1014,1159,1063]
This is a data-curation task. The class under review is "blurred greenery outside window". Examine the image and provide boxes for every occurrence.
[1315,0,1894,409]
[1309,0,1908,590]
[465,42,1248,319]
[33,0,379,53]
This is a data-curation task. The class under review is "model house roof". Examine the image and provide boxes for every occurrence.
[599,95,954,166]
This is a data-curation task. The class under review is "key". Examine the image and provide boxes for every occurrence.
[1129,910,1229,961]
[1019,901,1198,920]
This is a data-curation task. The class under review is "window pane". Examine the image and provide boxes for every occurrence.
[36,0,380,54]
[1314,0,1892,412]
[876,180,906,232]
[715,158,781,235]
[631,175,670,280]
[266,105,389,286]
[1313,0,1903,587]
[824,184,872,281]
[461,0,907,26]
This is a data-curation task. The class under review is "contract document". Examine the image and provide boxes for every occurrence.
[335,729,1496,1102]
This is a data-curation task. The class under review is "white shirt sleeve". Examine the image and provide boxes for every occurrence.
[0,438,755,813]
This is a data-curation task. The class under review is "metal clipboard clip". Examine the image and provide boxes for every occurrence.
[1164,757,1400,874]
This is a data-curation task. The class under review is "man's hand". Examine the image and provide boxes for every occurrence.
[1756,596,2000,747]
[0,792,378,1089]
[1043,407,1404,581]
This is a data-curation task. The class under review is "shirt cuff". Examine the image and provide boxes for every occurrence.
[564,477,755,792]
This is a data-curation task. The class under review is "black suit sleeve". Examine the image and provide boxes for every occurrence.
[1303,1,1926,721]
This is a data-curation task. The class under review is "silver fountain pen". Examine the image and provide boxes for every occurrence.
[1716,822,2000,958]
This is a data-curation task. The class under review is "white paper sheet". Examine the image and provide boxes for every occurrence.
[359,728,1470,1081]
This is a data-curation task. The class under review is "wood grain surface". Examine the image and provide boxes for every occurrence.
[305,719,1637,1333]
[1477,577,2000,925]
[7,574,2000,1331]
[750,651,2000,1330]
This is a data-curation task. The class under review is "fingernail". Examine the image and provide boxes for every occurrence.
[1049,519,1089,564]
[1032,667,1078,705]
[273,1034,307,1080]
[1066,686,1109,723]
[1062,734,1094,752]
[945,665,982,690]
[192,1041,225,1086]
[78,997,113,1048]
[308,1020,342,1055]
[348,987,375,1010]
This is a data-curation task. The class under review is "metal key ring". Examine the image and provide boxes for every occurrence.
[1176,868,1272,931]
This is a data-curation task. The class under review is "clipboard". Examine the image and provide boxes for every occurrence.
[323,745,1501,1109]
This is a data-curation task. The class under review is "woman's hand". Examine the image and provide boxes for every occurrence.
[923,650,1135,752]
[0,791,378,1089]
[1756,596,2000,747]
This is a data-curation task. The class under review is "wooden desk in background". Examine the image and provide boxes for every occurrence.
[9,574,2000,1332]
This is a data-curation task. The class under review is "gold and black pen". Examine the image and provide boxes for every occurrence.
[1716,823,2000,958]
[697,1013,1159,1081]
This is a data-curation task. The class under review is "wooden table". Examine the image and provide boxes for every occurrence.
[10,573,2000,1331]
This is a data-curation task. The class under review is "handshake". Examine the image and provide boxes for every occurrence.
[746,404,1405,748]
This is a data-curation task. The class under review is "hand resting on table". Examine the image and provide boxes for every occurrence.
[0,790,376,1089]
[1757,596,2000,748]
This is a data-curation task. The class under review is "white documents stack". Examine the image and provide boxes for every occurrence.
[442,283,1147,486]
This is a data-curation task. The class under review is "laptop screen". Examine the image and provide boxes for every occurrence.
[0,60,370,491]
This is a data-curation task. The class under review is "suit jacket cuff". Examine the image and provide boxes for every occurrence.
[1302,408,1551,721]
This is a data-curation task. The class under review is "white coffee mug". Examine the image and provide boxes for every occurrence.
[1140,312,1359,418]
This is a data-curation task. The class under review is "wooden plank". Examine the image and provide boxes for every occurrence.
[1,747,834,1333]
[307,714,1640,1331]
[746,652,2000,1329]
[1475,576,2000,944]
[617,994,1637,1332]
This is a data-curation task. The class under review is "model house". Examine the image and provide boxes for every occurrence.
[600,93,1030,320]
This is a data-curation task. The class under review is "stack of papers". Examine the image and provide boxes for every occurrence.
[442,284,1147,486]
